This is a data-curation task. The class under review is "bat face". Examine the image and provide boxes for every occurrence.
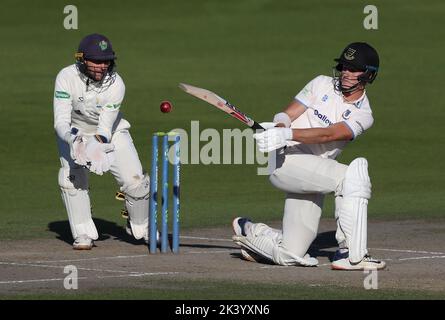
[179,83,264,130]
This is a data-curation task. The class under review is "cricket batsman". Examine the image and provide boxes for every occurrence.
[232,42,386,270]
[53,34,153,249]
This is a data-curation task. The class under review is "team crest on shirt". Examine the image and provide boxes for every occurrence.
[342,109,352,120]
[322,94,328,102]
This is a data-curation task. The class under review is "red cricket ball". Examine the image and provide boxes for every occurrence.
[160,100,172,113]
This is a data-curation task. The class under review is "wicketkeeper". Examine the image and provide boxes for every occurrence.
[233,42,386,270]
[53,34,152,250]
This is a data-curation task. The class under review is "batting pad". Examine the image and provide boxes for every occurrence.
[124,175,150,239]
[337,158,371,263]
[58,167,98,240]
[334,196,347,246]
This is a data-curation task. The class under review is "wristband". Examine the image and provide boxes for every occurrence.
[273,112,292,128]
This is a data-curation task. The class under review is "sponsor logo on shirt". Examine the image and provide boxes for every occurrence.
[342,109,352,120]
[313,109,333,126]
[105,103,121,109]
[55,91,70,99]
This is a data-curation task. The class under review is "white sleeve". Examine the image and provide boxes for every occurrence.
[294,76,323,108]
[53,70,73,143]
[96,76,125,141]
[343,110,374,139]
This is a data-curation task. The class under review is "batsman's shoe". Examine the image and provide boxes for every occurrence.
[232,217,262,262]
[73,235,94,250]
[240,247,271,263]
[232,235,268,263]
[232,217,252,237]
[331,250,386,271]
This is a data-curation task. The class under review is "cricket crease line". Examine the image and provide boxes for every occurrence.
[398,255,445,261]
[0,272,180,285]
[0,261,150,275]
[31,254,149,264]
[186,249,238,254]
[97,272,180,279]
[181,235,233,242]
[0,277,88,285]
[370,248,444,255]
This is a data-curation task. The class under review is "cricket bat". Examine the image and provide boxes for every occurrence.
[179,83,264,130]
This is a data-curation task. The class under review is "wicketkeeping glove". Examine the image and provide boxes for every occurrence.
[84,137,115,175]
[68,135,88,166]
[253,127,293,153]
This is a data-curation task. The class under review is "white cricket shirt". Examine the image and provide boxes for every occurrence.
[53,64,130,143]
[288,75,374,159]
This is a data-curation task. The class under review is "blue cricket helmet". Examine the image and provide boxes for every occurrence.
[74,33,117,85]
[76,33,116,61]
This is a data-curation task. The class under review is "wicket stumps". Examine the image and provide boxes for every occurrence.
[149,132,180,254]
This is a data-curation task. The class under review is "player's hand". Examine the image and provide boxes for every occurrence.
[253,128,293,152]
[69,135,88,166]
[84,137,115,175]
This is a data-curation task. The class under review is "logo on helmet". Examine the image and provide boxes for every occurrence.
[99,40,108,51]
[344,48,356,61]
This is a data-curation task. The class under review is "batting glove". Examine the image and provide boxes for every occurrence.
[253,127,293,153]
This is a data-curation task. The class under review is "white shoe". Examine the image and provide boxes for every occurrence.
[240,247,270,263]
[331,250,386,270]
[232,217,263,262]
[232,217,252,236]
[73,235,94,250]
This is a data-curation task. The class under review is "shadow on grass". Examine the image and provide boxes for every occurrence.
[47,218,143,246]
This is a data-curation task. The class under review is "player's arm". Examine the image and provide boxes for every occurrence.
[272,100,307,128]
[283,100,308,121]
[53,70,74,143]
[96,76,125,142]
[291,122,353,144]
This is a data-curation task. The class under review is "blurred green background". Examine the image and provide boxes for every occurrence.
[0,0,444,240]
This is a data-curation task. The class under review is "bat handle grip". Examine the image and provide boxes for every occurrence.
[251,122,265,131]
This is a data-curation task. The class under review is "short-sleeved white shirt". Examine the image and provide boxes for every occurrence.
[287,75,374,159]
[53,64,130,143]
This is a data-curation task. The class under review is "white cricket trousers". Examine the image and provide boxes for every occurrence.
[262,148,347,258]
[57,129,145,240]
